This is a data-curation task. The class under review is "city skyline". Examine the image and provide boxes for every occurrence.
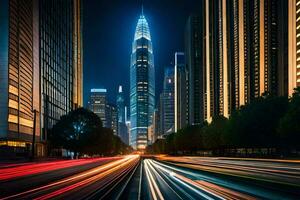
[83,0,202,106]
[0,1,300,199]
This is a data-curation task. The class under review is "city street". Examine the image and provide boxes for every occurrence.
[0,156,299,199]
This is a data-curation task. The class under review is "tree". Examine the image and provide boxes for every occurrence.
[49,108,102,157]
[278,87,300,150]
[225,95,288,148]
[203,116,228,150]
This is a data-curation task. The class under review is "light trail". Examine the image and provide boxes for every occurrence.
[0,157,119,181]
[156,156,300,187]
[144,159,165,200]
[144,159,219,200]
[143,159,299,199]
[1,155,139,200]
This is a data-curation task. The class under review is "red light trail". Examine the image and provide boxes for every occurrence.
[0,157,119,181]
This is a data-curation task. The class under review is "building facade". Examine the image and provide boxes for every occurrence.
[185,14,206,124]
[152,108,160,142]
[174,52,188,132]
[0,0,83,157]
[88,89,107,127]
[0,0,41,157]
[200,0,289,122]
[40,0,83,142]
[117,85,125,125]
[288,0,300,95]
[162,67,175,134]
[130,12,155,150]
[106,103,118,135]
[116,85,128,144]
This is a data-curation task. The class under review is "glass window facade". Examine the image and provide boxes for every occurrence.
[39,0,83,141]
[130,14,155,150]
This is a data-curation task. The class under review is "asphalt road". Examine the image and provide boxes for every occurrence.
[0,156,299,200]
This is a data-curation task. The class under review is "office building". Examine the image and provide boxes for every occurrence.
[152,109,160,142]
[174,52,187,132]
[0,0,83,157]
[130,10,155,150]
[288,0,300,95]
[106,103,118,135]
[0,0,41,157]
[202,0,288,121]
[88,89,107,127]
[40,0,83,141]
[126,120,131,146]
[117,85,125,124]
[162,67,175,134]
[185,14,206,123]
[116,85,128,143]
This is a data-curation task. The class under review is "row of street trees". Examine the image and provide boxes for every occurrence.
[147,88,300,157]
[48,108,131,157]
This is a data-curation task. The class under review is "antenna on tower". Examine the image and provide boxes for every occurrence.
[141,3,144,16]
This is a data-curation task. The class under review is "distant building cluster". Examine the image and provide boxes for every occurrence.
[0,0,83,157]
[88,86,129,145]
[151,0,300,145]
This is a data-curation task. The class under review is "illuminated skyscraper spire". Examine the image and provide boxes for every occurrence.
[130,9,155,150]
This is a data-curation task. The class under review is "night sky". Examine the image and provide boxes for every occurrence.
[83,0,201,107]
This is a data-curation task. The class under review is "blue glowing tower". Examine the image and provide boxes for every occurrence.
[130,10,155,150]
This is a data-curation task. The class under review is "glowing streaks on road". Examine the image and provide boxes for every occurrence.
[1,155,139,200]
[0,157,119,181]
[144,159,164,200]
[156,156,300,187]
[144,159,217,200]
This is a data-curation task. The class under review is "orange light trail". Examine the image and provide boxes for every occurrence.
[2,155,139,200]
[0,157,119,181]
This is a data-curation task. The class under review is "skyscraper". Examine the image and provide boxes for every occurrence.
[40,0,83,141]
[162,67,175,134]
[106,103,118,135]
[202,0,288,121]
[152,108,160,142]
[288,0,300,95]
[117,86,125,124]
[241,0,288,100]
[130,10,155,150]
[174,52,188,132]
[185,13,206,124]
[0,0,83,157]
[88,89,107,127]
[116,85,128,144]
[0,0,41,156]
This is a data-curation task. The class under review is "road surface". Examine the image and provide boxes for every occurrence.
[0,156,299,199]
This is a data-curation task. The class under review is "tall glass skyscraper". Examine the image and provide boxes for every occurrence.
[130,11,155,150]
[0,0,83,157]
[40,0,83,141]
[0,0,40,157]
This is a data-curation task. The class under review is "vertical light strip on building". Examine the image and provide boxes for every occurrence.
[73,0,83,108]
[33,0,40,137]
[297,0,300,87]
[239,0,245,106]
[288,0,298,96]
[174,53,179,132]
[259,0,265,95]
[205,0,211,122]
[222,0,229,118]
